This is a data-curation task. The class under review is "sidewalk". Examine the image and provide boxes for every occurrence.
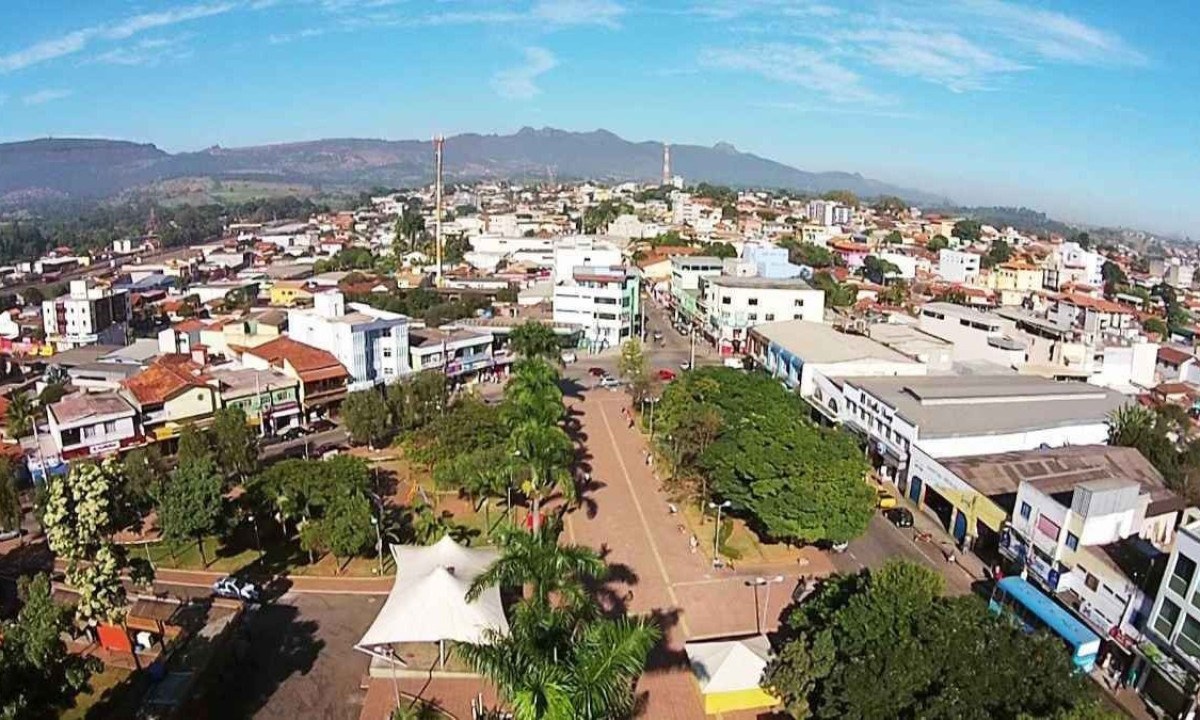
[54,559,394,595]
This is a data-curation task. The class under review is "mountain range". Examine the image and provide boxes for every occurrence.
[0,127,948,207]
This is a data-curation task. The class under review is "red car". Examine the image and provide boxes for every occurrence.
[588,367,607,377]
[657,368,677,381]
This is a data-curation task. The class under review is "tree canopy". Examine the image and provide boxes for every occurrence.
[509,322,562,363]
[660,369,874,544]
[766,560,1105,720]
[952,219,982,244]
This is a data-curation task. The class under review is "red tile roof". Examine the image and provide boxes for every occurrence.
[1158,346,1195,367]
[245,337,349,383]
[1054,293,1133,315]
[122,355,210,405]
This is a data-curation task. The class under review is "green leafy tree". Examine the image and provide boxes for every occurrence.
[927,235,950,252]
[0,461,21,534]
[1143,317,1168,336]
[37,383,67,406]
[467,521,606,610]
[860,256,901,285]
[342,389,393,448]
[433,445,514,505]
[1102,260,1129,298]
[936,286,971,305]
[458,602,660,720]
[617,339,651,403]
[156,454,224,567]
[699,241,737,259]
[872,196,907,216]
[5,390,33,439]
[212,406,259,480]
[781,240,837,269]
[509,322,562,363]
[502,359,565,429]
[176,424,213,469]
[0,574,98,718]
[322,490,374,563]
[120,444,165,513]
[983,238,1012,268]
[810,271,857,308]
[884,230,903,245]
[766,560,1101,720]
[952,219,982,244]
[821,190,858,207]
[42,460,143,625]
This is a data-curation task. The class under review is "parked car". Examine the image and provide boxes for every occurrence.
[657,368,677,381]
[652,331,664,342]
[309,418,336,433]
[598,375,621,389]
[588,367,607,377]
[313,443,343,459]
[212,576,260,602]
[876,489,898,509]
[561,351,577,364]
[884,507,914,528]
[280,426,308,441]
[0,528,19,542]
[680,361,692,371]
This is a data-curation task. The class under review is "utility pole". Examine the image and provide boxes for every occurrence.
[433,135,445,288]
[689,327,696,369]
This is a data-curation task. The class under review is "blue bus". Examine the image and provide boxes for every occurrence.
[988,576,1101,672]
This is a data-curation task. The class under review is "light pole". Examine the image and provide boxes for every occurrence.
[248,514,262,556]
[377,645,401,710]
[371,516,383,576]
[708,500,731,567]
[689,327,697,369]
[746,575,786,635]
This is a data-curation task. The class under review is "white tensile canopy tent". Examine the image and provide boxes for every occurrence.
[355,535,509,666]
[685,635,780,714]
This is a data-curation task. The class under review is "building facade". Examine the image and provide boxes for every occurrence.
[699,276,825,355]
[42,280,131,350]
[287,291,410,391]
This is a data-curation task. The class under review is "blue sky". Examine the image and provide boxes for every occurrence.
[0,0,1195,235]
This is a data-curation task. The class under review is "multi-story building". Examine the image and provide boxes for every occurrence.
[552,265,640,350]
[209,365,301,436]
[46,392,140,460]
[408,328,505,379]
[1166,259,1196,290]
[120,354,220,443]
[1140,511,1200,717]
[1048,293,1138,345]
[699,276,825,355]
[741,243,802,279]
[670,256,724,326]
[42,279,131,350]
[805,200,851,227]
[242,336,350,421]
[917,302,1028,367]
[938,249,981,284]
[1042,241,1105,290]
[551,236,623,280]
[990,261,1044,294]
[287,290,410,391]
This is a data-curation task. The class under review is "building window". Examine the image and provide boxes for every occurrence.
[794,299,805,307]
[748,298,759,306]
[1180,617,1200,660]
[1019,502,1031,520]
[1083,572,1098,592]
[1065,533,1079,551]
[103,420,117,434]
[1171,555,1197,597]
[765,313,775,321]
[721,297,731,305]
[748,313,757,322]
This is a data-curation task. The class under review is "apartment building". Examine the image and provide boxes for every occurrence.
[552,265,640,350]
[699,276,825,355]
[287,291,410,391]
[1043,241,1105,290]
[938,249,981,284]
[1141,511,1200,717]
[805,200,852,227]
[670,256,724,326]
[42,279,131,350]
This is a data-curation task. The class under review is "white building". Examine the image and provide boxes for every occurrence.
[1043,241,1105,290]
[917,302,1027,367]
[699,276,825,355]
[551,236,623,281]
[1165,259,1195,290]
[42,279,131,350]
[552,265,640,350]
[287,291,410,391]
[1143,511,1200,716]
[805,200,852,227]
[46,391,139,460]
[408,327,503,379]
[839,375,1127,485]
[938,249,982,284]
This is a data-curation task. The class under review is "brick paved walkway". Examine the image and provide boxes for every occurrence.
[562,390,827,718]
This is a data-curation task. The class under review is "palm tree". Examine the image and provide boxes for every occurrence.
[5,389,33,439]
[458,602,660,720]
[466,521,605,610]
[509,322,562,363]
[510,420,575,532]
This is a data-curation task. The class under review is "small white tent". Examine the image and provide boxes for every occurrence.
[685,635,779,715]
[355,535,509,663]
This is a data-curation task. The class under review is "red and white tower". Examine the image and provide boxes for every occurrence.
[662,143,671,186]
[433,135,445,287]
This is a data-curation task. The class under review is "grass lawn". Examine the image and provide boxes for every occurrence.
[60,666,134,720]
[144,535,396,577]
[679,501,803,568]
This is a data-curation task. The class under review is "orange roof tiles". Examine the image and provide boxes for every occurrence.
[1054,293,1133,315]
[246,337,349,383]
[122,355,210,405]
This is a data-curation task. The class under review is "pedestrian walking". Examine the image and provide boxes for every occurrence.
[690,535,699,553]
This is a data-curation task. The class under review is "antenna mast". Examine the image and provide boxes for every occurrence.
[434,135,445,287]
[662,142,671,186]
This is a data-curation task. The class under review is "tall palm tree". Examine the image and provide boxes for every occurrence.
[510,420,575,532]
[466,522,605,610]
[5,389,33,439]
[503,359,564,427]
[509,322,562,363]
[457,602,660,720]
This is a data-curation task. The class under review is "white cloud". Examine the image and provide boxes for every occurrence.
[0,2,235,73]
[701,44,887,105]
[844,27,1028,92]
[491,47,558,100]
[268,28,328,44]
[690,1,839,21]
[93,36,194,66]
[958,0,1146,66]
[22,88,72,106]
[531,0,625,28]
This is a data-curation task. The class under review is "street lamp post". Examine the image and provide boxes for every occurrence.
[248,514,262,556]
[708,500,731,568]
[749,575,786,635]
[377,645,401,710]
[371,516,383,576]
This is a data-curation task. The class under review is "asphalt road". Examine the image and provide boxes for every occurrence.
[830,512,983,597]
[259,428,349,461]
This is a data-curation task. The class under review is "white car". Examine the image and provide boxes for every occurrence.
[561,351,577,364]
[680,362,692,371]
[212,576,261,602]
[598,376,621,388]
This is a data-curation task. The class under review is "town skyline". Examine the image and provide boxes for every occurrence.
[1,0,1195,236]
